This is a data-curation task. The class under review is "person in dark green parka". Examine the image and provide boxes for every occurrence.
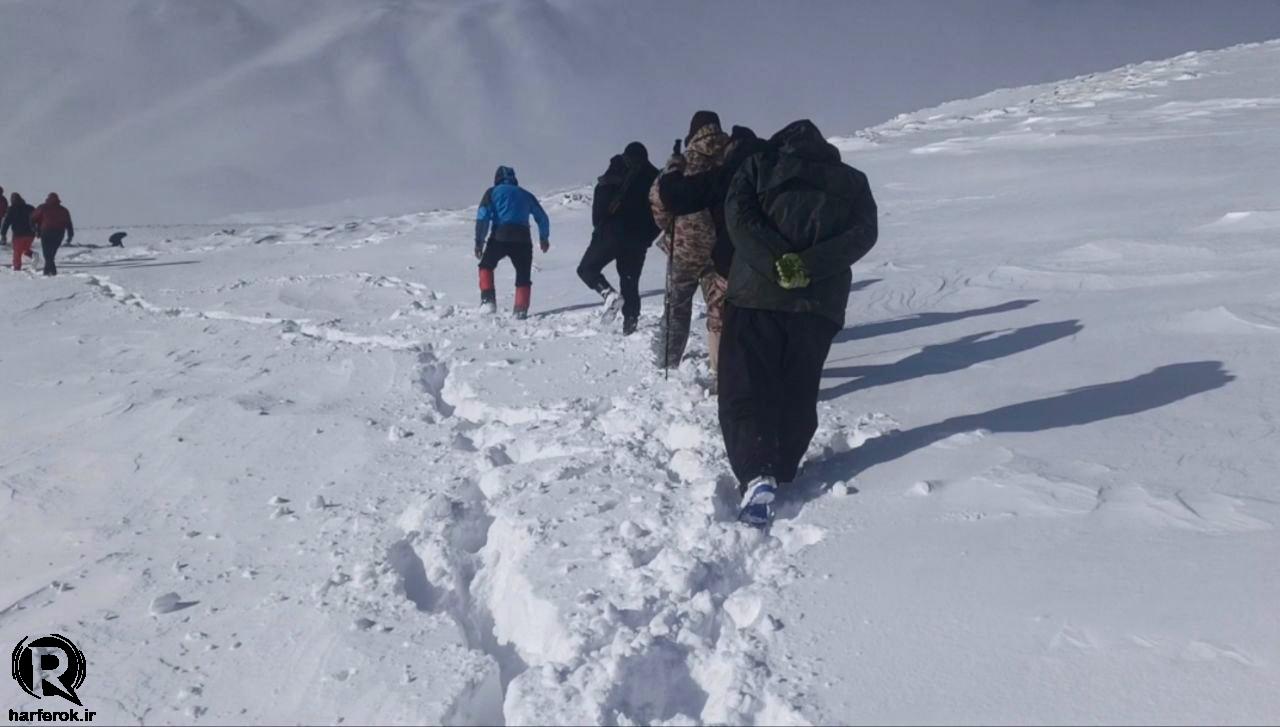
[720,119,878,527]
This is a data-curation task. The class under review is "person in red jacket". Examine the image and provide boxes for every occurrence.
[31,192,74,276]
[2,193,37,271]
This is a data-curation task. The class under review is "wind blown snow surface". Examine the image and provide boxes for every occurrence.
[3,41,1280,725]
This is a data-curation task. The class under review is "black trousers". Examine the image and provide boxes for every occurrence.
[576,236,647,319]
[479,239,533,287]
[718,305,839,488]
[41,230,66,276]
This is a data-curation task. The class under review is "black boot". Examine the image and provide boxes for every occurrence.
[623,316,638,336]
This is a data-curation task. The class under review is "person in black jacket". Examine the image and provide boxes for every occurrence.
[720,119,878,527]
[577,142,659,334]
[1,193,38,272]
[657,125,775,371]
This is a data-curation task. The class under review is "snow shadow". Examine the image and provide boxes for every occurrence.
[606,639,708,724]
[539,282,877,320]
[60,257,200,270]
[834,298,1038,344]
[536,288,663,317]
[785,361,1236,512]
[820,319,1082,401]
[850,277,883,292]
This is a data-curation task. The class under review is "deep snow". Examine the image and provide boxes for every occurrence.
[3,40,1280,725]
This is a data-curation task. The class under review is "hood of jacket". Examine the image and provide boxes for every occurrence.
[598,155,629,186]
[685,123,729,174]
[45,192,62,206]
[769,120,840,163]
[623,141,649,167]
[493,166,518,186]
[724,126,775,170]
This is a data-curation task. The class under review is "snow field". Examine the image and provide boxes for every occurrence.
[4,39,1280,725]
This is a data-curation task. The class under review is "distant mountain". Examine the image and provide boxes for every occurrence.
[0,0,653,223]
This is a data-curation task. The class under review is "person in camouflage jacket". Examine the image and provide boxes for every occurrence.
[657,124,775,383]
[650,110,730,372]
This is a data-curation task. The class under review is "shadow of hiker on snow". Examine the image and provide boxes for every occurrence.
[835,298,1039,344]
[821,319,1083,402]
[777,361,1236,518]
[536,288,663,318]
[540,278,881,320]
[60,257,201,270]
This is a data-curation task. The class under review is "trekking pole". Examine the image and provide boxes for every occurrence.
[664,237,672,381]
[663,138,681,381]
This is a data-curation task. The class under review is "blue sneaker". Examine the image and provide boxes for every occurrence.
[738,477,777,528]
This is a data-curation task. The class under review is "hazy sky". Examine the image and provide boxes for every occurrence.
[3,0,1280,222]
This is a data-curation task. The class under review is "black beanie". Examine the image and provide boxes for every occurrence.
[688,110,721,140]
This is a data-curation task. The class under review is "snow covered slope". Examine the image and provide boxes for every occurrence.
[3,40,1280,724]
[9,0,1279,228]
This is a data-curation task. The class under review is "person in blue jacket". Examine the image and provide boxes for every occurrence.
[475,166,551,319]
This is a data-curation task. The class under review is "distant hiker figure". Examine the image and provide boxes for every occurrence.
[2,193,37,272]
[475,166,551,319]
[721,120,878,527]
[109,231,127,248]
[31,193,74,276]
[0,187,7,247]
[578,143,660,335]
[658,124,774,381]
[650,110,729,372]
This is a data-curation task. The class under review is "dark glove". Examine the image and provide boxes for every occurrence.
[474,243,483,260]
[665,153,686,172]
[540,239,550,253]
[776,253,811,289]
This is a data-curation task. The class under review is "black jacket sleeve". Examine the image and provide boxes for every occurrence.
[657,168,717,216]
[724,155,792,281]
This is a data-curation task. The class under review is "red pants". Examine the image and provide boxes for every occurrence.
[11,236,33,270]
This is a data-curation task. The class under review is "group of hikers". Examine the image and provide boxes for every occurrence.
[3,112,877,528]
[473,111,879,527]
[1,188,76,276]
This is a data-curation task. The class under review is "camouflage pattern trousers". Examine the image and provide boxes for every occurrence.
[653,256,727,370]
